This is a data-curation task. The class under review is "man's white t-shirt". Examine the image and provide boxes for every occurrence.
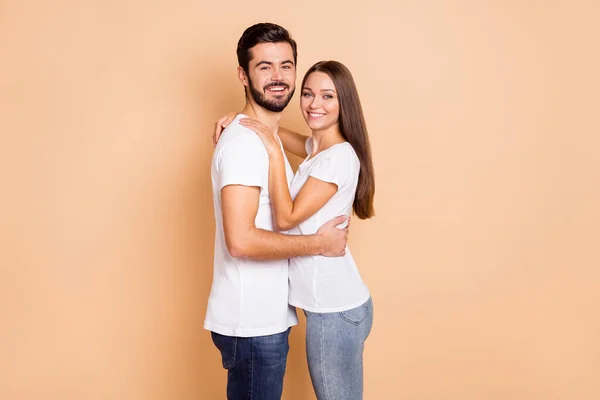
[288,138,371,313]
[204,115,298,337]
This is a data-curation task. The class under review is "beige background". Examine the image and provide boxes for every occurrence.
[1,1,599,399]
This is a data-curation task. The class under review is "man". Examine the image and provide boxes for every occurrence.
[205,23,349,399]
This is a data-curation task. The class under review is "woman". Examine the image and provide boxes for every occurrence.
[218,61,375,399]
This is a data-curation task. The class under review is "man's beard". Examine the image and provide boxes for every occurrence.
[248,77,295,112]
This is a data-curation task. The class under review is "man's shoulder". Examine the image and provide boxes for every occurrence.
[217,119,265,154]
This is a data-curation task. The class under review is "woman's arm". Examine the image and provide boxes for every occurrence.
[277,127,308,158]
[240,118,337,231]
[267,153,337,231]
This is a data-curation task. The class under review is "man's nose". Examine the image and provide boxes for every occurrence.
[271,67,283,81]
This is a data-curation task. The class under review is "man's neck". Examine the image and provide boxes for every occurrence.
[241,101,281,133]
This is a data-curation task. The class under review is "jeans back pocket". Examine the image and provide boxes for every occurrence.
[211,332,237,369]
[339,299,371,325]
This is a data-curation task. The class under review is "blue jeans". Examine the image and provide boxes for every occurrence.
[304,297,374,400]
[211,328,291,400]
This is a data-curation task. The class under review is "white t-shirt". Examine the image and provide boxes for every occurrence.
[288,138,371,313]
[204,114,298,337]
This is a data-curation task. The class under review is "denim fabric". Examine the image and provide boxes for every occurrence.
[304,298,374,400]
[211,328,291,400]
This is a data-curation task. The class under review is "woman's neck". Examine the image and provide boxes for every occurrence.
[310,126,345,156]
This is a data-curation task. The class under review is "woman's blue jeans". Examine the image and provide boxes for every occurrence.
[304,297,374,400]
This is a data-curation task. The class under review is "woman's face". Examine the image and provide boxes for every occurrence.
[300,71,340,132]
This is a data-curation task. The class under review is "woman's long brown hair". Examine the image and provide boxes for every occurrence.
[302,61,375,219]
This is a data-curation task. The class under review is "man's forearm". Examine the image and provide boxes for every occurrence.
[232,227,322,260]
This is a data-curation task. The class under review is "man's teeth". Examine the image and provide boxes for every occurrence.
[268,87,285,91]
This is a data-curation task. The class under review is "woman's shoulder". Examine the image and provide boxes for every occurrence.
[326,142,359,164]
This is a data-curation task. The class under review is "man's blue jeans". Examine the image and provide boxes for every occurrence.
[211,328,291,400]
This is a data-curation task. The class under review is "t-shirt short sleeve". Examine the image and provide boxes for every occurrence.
[218,134,267,191]
[308,145,354,189]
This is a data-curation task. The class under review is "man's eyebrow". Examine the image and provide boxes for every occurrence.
[255,61,272,67]
[255,60,295,67]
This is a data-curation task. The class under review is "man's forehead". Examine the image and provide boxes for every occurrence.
[249,42,294,65]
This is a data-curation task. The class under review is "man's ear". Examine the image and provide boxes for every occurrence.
[237,66,249,87]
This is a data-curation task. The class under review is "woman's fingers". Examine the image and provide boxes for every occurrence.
[239,119,281,154]
[240,119,270,136]
[213,117,227,146]
[226,111,237,122]
[239,118,261,128]
[213,113,237,146]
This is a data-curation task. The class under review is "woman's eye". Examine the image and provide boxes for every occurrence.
[323,95,333,99]
[302,92,313,97]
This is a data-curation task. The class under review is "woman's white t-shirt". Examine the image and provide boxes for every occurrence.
[288,138,370,313]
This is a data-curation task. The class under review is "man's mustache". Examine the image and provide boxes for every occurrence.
[264,82,290,90]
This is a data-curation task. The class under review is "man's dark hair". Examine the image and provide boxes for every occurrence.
[237,23,298,75]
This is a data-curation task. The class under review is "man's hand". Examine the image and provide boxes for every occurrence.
[213,112,238,147]
[316,215,350,257]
